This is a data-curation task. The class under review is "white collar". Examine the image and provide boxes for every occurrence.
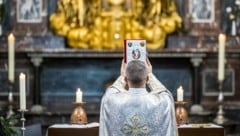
[128,88,148,94]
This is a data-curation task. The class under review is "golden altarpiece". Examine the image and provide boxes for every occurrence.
[50,0,182,50]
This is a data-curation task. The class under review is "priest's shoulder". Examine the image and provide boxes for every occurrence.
[151,89,174,98]
[103,87,122,96]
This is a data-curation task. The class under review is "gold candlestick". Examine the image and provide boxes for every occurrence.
[70,102,87,124]
[175,101,188,125]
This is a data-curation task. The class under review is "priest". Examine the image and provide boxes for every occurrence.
[99,59,178,136]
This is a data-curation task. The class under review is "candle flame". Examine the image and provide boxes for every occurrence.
[218,33,226,44]
[20,73,25,78]
[9,33,14,38]
[178,86,183,90]
[77,88,82,92]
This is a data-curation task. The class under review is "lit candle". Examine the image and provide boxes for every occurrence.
[76,88,83,103]
[177,86,184,101]
[218,33,226,81]
[8,33,15,83]
[19,73,26,110]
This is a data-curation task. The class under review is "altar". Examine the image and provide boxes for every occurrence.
[47,123,224,136]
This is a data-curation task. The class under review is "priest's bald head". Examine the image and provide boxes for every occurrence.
[125,60,149,88]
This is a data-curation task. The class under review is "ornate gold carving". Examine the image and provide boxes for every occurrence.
[50,0,182,50]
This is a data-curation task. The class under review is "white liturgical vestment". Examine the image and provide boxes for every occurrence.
[99,73,178,136]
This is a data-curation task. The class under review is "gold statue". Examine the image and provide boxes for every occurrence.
[49,0,182,50]
[99,0,133,49]
[66,0,91,48]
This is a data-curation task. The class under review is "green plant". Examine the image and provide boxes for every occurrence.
[0,115,18,136]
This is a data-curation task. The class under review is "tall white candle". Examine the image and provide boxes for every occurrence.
[19,73,26,110]
[8,33,15,83]
[177,86,184,101]
[218,34,226,81]
[76,88,83,103]
[231,21,236,36]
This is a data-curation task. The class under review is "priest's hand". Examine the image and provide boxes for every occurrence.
[145,58,153,74]
[120,59,126,77]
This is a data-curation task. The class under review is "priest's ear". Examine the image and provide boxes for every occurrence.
[146,75,149,82]
[124,76,128,84]
[124,77,129,90]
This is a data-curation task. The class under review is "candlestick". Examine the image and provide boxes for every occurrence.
[8,92,13,102]
[19,73,26,110]
[8,33,15,83]
[76,88,83,103]
[7,82,15,118]
[175,101,188,125]
[218,33,226,81]
[19,109,28,136]
[214,81,228,125]
[177,86,184,101]
[71,102,88,124]
[7,85,14,118]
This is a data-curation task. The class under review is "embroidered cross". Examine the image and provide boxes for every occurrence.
[121,114,149,136]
